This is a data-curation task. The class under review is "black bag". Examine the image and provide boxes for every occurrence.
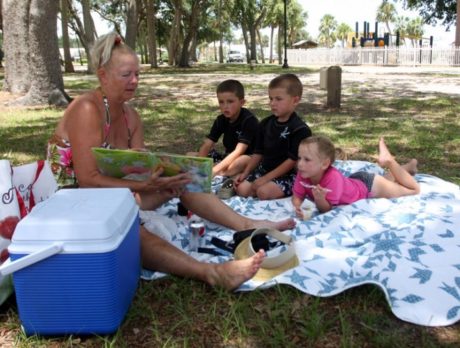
[210,229,275,253]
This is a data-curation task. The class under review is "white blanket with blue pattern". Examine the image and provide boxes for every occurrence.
[141,161,460,327]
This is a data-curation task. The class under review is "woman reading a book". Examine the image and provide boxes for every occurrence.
[47,32,295,290]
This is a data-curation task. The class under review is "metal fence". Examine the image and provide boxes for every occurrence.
[287,47,460,67]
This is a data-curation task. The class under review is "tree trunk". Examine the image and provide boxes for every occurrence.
[4,0,68,106]
[0,0,3,31]
[138,28,145,64]
[249,26,257,62]
[81,0,96,73]
[253,8,265,64]
[277,26,282,65]
[385,21,392,36]
[67,1,88,50]
[456,0,460,47]
[126,0,139,50]
[178,1,202,67]
[3,0,30,94]
[218,0,224,63]
[146,0,157,68]
[241,23,250,63]
[61,0,75,73]
[455,0,460,65]
[269,26,274,63]
[168,0,182,66]
[190,32,198,62]
[257,29,265,63]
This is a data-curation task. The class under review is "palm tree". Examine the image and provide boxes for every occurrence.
[376,1,397,35]
[264,0,284,64]
[406,17,424,47]
[336,23,352,47]
[287,0,308,47]
[393,15,410,46]
[318,14,337,48]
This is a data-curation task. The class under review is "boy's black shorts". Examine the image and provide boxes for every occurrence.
[246,163,296,197]
[208,149,226,163]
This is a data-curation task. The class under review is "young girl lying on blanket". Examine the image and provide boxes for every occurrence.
[292,135,420,217]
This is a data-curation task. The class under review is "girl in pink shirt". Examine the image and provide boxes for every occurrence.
[292,135,420,217]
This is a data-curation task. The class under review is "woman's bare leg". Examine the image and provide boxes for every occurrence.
[135,191,171,210]
[372,138,420,198]
[180,192,296,231]
[140,227,264,290]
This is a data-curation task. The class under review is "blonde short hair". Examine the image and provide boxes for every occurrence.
[90,32,136,71]
[300,135,336,163]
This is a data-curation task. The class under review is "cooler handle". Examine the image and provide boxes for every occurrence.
[0,243,63,276]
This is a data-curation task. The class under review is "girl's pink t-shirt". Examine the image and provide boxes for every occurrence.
[293,166,370,205]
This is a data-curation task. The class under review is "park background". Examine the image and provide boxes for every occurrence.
[0,1,459,347]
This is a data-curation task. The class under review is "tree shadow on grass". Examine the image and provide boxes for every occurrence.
[0,115,60,163]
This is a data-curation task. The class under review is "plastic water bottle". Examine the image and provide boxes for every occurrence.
[188,214,205,252]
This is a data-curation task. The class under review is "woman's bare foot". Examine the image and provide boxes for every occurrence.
[206,250,265,290]
[246,217,296,231]
[377,137,395,168]
[254,218,296,231]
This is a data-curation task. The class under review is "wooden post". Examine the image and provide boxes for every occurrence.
[326,66,342,108]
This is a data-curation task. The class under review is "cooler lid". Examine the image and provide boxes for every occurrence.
[12,188,138,244]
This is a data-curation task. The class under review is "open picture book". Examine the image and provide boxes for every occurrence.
[91,148,213,193]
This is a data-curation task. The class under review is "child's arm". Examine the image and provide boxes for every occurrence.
[291,195,304,219]
[252,158,296,189]
[312,185,332,213]
[235,153,262,185]
[212,142,248,176]
[198,138,215,157]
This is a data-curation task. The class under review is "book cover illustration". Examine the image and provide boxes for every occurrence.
[91,148,213,193]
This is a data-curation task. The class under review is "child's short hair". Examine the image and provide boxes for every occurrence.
[268,73,303,98]
[300,135,336,163]
[216,79,245,99]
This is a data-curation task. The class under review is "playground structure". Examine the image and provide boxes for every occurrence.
[348,21,434,49]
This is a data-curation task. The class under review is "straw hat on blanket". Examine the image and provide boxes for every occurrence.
[234,228,299,282]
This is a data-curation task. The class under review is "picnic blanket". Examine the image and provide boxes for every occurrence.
[140,160,460,327]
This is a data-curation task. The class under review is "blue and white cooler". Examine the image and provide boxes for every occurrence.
[0,188,140,335]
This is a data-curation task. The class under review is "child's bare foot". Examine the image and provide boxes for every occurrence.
[402,159,418,176]
[248,218,296,231]
[377,137,395,168]
[206,249,265,290]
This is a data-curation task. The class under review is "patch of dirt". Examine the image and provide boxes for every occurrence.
[0,91,23,108]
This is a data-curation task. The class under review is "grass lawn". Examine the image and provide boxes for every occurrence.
[0,63,459,347]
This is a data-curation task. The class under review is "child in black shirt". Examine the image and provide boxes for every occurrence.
[190,79,259,177]
[235,74,312,200]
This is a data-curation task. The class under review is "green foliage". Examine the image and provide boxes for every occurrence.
[393,14,425,45]
[398,0,458,28]
[318,14,338,47]
[336,23,353,47]
[377,1,398,34]
[378,1,398,22]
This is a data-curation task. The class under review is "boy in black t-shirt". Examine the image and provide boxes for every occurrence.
[190,79,259,177]
[235,74,312,200]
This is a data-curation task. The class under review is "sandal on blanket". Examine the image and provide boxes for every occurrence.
[217,178,235,199]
